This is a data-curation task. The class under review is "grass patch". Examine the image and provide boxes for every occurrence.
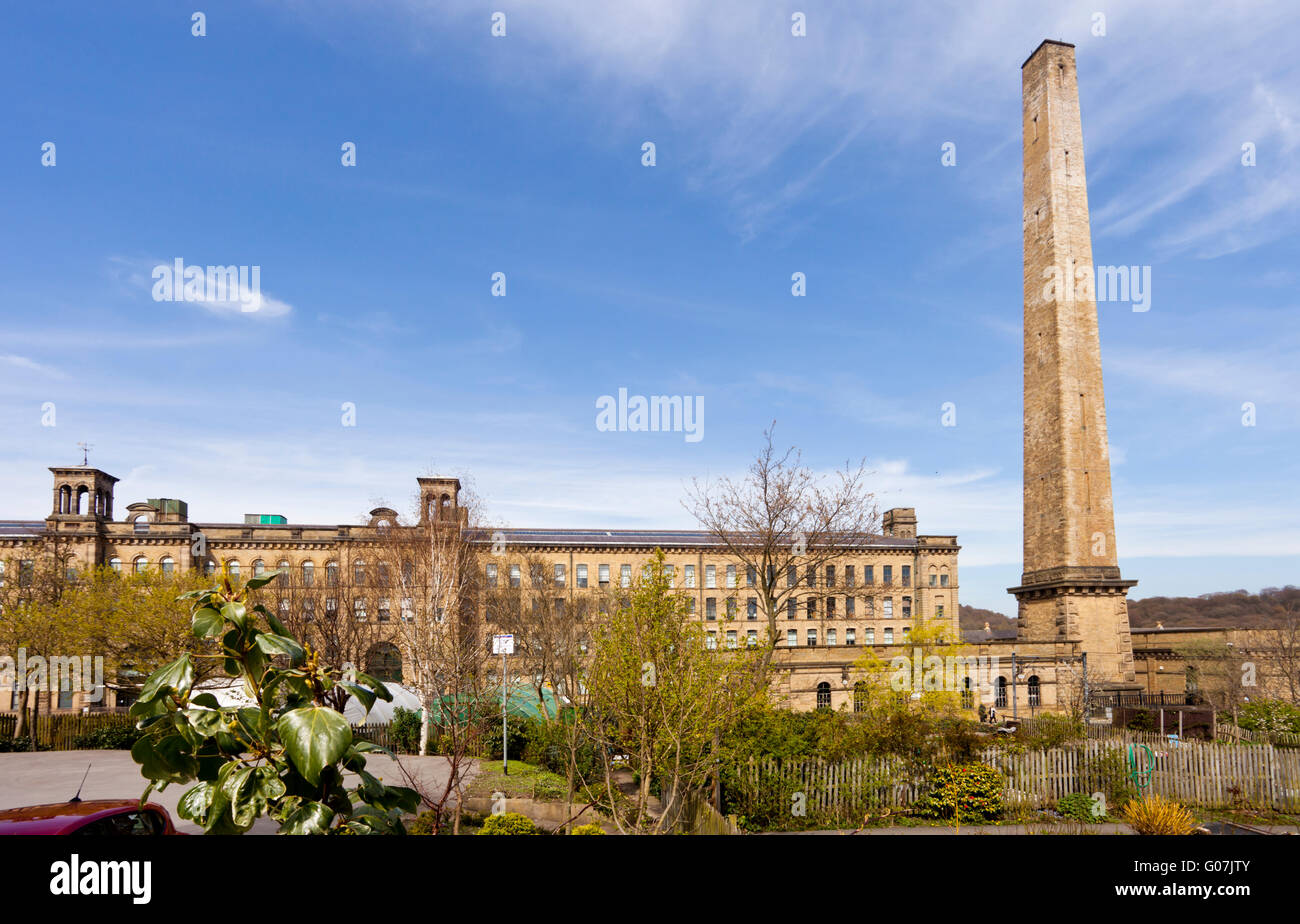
[469,759,570,802]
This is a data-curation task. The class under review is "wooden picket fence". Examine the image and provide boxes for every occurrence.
[738,738,1300,821]
[1215,724,1300,748]
[0,711,135,750]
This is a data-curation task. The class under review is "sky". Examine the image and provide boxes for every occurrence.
[1,1,1297,612]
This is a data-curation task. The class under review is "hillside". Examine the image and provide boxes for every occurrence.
[1127,586,1299,629]
[959,604,1017,634]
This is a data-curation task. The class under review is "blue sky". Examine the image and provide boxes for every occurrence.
[1,1,1297,612]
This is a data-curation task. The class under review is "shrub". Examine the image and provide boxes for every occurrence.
[1023,714,1084,749]
[916,763,1003,822]
[1122,795,1197,835]
[408,810,441,835]
[1057,791,1103,823]
[1235,700,1300,737]
[479,812,539,835]
[569,823,606,835]
[72,722,143,750]
[389,706,422,754]
[0,737,52,753]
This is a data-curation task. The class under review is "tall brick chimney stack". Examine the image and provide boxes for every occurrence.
[1009,40,1138,689]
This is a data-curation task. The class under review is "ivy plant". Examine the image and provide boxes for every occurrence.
[129,571,419,834]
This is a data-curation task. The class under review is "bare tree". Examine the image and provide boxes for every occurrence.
[685,424,878,674]
[370,493,492,834]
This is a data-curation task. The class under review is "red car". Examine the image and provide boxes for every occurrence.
[0,800,183,835]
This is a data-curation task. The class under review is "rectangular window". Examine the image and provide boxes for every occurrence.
[936,604,944,619]
[787,629,797,647]
[746,629,758,647]
[929,572,937,587]
[846,596,856,617]
[726,598,737,620]
[941,573,949,587]
[726,565,736,588]
[807,629,817,647]
[706,597,717,620]
[665,564,675,587]
[787,566,797,588]
[827,597,837,619]
[686,597,696,615]
[303,598,316,622]
[883,565,893,585]
[401,597,413,621]
[706,631,717,650]
[866,598,875,617]
[599,564,610,586]
[555,563,566,586]
[846,627,856,646]
[902,565,911,586]
[902,596,912,618]
[486,563,498,588]
[746,565,756,587]
[807,598,817,619]
[825,565,836,587]
[684,564,695,588]
[325,597,337,616]
[883,627,893,644]
[865,627,874,644]
[864,565,874,585]
[576,564,588,588]
[883,598,894,618]
[805,566,816,587]
[378,599,391,622]
[553,598,565,618]
[705,565,716,589]
[355,599,367,621]
[620,564,632,588]
[787,598,797,619]
[827,629,837,646]
[725,630,737,649]
[58,687,74,710]
[747,597,757,620]
[845,565,855,587]
[509,564,521,588]
[531,563,547,587]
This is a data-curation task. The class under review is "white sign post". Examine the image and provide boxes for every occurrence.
[492,634,514,775]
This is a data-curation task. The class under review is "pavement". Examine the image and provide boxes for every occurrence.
[0,750,479,834]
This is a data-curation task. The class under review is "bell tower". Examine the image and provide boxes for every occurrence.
[417,476,462,526]
[1009,41,1137,687]
[49,465,119,523]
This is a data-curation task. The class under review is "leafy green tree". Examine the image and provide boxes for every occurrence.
[582,549,766,833]
[129,572,418,834]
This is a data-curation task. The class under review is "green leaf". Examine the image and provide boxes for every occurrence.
[243,571,281,591]
[188,708,227,738]
[350,670,393,702]
[255,633,305,662]
[190,693,221,709]
[276,706,352,785]
[265,608,292,638]
[278,800,335,835]
[192,606,225,638]
[338,682,376,714]
[220,601,248,630]
[136,654,195,707]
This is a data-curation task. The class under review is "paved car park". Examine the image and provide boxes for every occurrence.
[0,751,476,834]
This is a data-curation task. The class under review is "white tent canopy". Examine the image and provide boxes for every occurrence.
[192,677,421,725]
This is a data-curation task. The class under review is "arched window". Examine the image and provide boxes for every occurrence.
[1027,675,1041,708]
[133,556,148,574]
[76,486,88,515]
[58,485,71,514]
[995,676,1008,709]
[853,680,869,713]
[133,515,149,535]
[326,561,339,585]
[160,556,174,576]
[301,561,314,586]
[109,557,122,573]
[961,676,974,710]
[365,642,403,683]
[226,560,241,579]
[815,681,832,711]
[353,560,365,586]
[205,559,217,576]
[277,561,289,583]
[252,559,266,577]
